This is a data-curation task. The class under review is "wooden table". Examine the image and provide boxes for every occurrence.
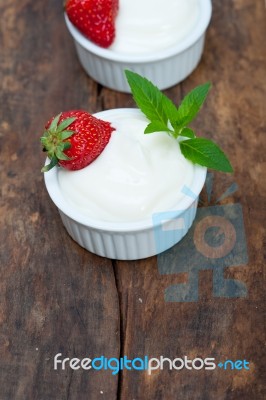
[1,0,265,399]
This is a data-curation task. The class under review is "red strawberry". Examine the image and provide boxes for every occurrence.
[65,0,119,48]
[41,110,114,172]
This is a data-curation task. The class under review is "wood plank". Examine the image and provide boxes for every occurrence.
[0,1,120,399]
[114,0,266,398]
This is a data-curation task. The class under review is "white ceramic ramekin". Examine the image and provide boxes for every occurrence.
[64,0,212,92]
[44,109,207,260]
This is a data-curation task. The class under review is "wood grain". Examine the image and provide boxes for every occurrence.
[0,0,265,399]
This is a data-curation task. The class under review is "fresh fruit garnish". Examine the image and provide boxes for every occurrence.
[41,110,114,172]
[125,70,233,173]
[65,0,119,48]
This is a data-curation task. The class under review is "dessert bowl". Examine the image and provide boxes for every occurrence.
[64,0,212,92]
[43,108,207,260]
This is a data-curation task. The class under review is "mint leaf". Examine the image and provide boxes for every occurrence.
[125,70,186,136]
[125,70,168,128]
[125,70,232,173]
[173,83,211,129]
[161,95,181,129]
[144,121,170,134]
[179,127,196,138]
[125,71,210,137]
[180,138,233,172]
[170,115,191,135]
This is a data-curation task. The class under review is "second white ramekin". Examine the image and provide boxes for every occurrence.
[64,0,212,92]
[43,109,207,260]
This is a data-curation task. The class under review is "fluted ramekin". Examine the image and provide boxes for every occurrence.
[64,0,212,92]
[44,109,207,260]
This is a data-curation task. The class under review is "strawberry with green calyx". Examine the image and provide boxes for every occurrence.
[65,0,119,48]
[41,110,114,172]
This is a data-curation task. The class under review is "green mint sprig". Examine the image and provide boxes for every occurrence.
[125,70,233,173]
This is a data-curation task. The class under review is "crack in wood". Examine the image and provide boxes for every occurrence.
[112,260,125,400]
[66,366,74,400]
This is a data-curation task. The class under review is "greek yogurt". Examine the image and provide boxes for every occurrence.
[58,109,195,222]
[110,0,200,54]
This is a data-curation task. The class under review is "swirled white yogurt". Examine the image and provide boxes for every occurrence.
[109,0,200,54]
[58,109,195,222]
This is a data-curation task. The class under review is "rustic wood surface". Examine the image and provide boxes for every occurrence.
[0,0,265,399]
